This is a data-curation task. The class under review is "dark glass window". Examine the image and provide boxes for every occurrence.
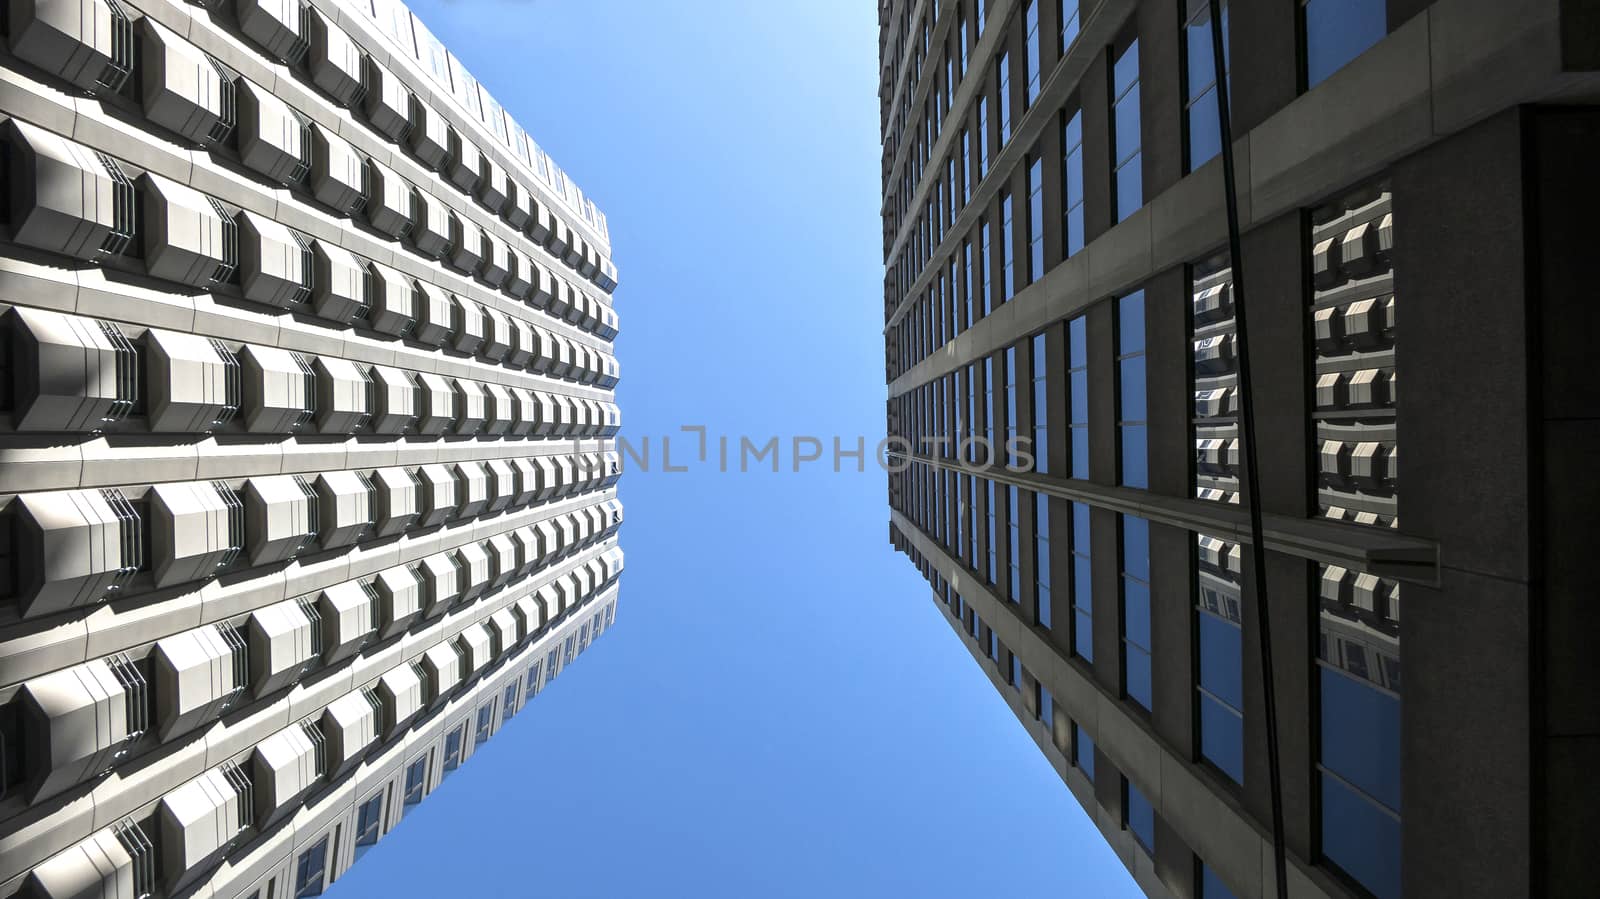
[1303,0,1386,88]
[294,836,329,898]
[1031,332,1049,474]
[402,755,427,815]
[1068,315,1089,478]
[1024,1,1042,105]
[1000,190,1016,301]
[1201,862,1240,899]
[997,51,1012,143]
[1074,722,1096,781]
[1125,780,1155,853]
[354,792,383,862]
[1111,40,1142,221]
[1184,0,1231,172]
[1034,490,1052,628]
[1197,533,1244,784]
[1071,501,1093,660]
[1121,515,1152,710]
[979,218,993,317]
[977,97,990,180]
[1318,565,1402,899]
[1008,484,1021,600]
[1062,110,1085,257]
[1118,291,1148,488]
[441,725,464,776]
[474,703,493,747]
[1026,154,1045,283]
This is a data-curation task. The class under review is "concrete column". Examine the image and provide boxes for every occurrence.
[1227,0,1298,135]
[1081,46,1114,245]
[1238,210,1309,517]
[1136,0,1184,197]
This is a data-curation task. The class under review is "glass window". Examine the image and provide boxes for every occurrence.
[986,478,998,584]
[1038,682,1055,729]
[441,726,464,777]
[1004,346,1018,464]
[526,660,543,698]
[1011,653,1022,687]
[1068,315,1089,478]
[502,682,518,719]
[1121,515,1152,710]
[1026,154,1045,283]
[1184,0,1231,172]
[1008,484,1021,600]
[1061,0,1081,52]
[1031,332,1049,474]
[1197,533,1245,784]
[474,704,493,748]
[1318,563,1402,899]
[1071,501,1093,660]
[958,11,969,78]
[1000,189,1015,302]
[1124,780,1155,852]
[1062,110,1085,257]
[963,239,975,328]
[354,793,383,861]
[1024,1,1042,105]
[1303,0,1386,88]
[293,836,328,898]
[996,52,1012,144]
[977,97,990,180]
[978,219,993,318]
[1111,40,1142,222]
[402,755,427,815]
[1118,291,1148,488]
[1074,723,1096,781]
[1034,491,1052,628]
[1191,254,1240,502]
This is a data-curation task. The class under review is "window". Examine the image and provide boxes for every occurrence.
[977,220,992,319]
[1111,39,1142,222]
[1060,0,1081,52]
[1031,332,1049,474]
[988,627,999,663]
[1303,0,1386,88]
[1121,515,1152,710]
[1318,565,1402,899]
[1068,315,1089,478]
[474,703,493,747]
[1124,780,1155,853]
[960,128,972,207]
[1073,722,1096,781]
[1037,682,1055,729]
[441,725,464,777]
[1034,491,1052,628]
[1183,0,1230,172]
[996,52,1012,144]
[958,10,969,78]
[1003,346,1018,464]
[1061,110,1085,257]
[962,239,975,328]
[1024,1,1042,105]
[1010,653,1022,687]
[1196,533,1244,784]
[354,792,383,861]
[1201,863,1240,899]
[526,660,543,698]
[999,189,1015,301]
[402,755,427,815]
[1007,485,1021,600]
[503,682,518,719]
[293,836,328,898]
[977,97,990,181]
[1070,501,1093,660]
[986,479,998,584]
[1025,155,1044,283]
[1117,290,1148,488]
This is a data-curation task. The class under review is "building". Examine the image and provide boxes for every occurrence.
[0,0,623,896]
[881,1,1595,897]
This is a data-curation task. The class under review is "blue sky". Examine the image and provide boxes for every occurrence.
[335,2,1140,895]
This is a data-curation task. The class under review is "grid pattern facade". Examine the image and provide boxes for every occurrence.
[881,1,1596,898]
[0,1,624,897]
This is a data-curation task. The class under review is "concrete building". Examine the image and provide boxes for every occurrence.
[880,1,1596,897]
[0,0,623,896]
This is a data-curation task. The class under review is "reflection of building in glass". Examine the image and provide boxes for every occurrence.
[880,1,1595,897]
[0,0,624,896]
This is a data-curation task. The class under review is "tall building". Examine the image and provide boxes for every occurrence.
[0,1,622,896]
[881,1,1594,897]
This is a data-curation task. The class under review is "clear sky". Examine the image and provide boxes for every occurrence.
[334,2,1140,896]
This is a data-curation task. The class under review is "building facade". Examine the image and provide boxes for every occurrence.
[0,1,623,897]
[880,1,1596,897]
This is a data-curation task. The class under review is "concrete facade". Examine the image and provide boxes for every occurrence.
[0,0,624,896]
[880,1,1598,897]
